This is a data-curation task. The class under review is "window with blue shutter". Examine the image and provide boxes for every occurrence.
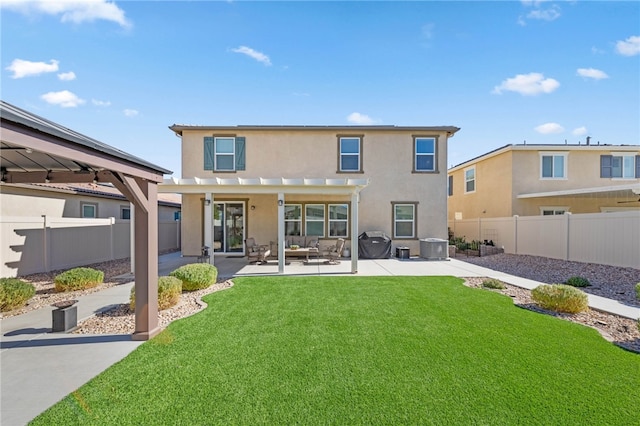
[204,136,246,171]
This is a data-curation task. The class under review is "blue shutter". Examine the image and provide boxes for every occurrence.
[600,155,612,178]
[636,155,640,178]
[235,137,246,171]
[204,137,214,170]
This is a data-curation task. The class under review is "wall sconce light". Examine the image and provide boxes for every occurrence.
[278,199,284,207]
[1,168,7,183]
[45,170,51,183]
[204,199,211,206]
[250,205,256,210]
[93,172,99,184]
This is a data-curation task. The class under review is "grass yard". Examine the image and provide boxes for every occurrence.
[32,276,639,425]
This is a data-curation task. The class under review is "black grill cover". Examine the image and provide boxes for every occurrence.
[358,231,392,259]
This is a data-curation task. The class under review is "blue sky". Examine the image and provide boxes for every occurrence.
[2,1,639,177]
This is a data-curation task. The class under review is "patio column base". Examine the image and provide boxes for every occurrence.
[131,327,162,341]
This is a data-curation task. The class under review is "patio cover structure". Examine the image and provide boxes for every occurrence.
[159,177,369,273]
[1,100,171,341]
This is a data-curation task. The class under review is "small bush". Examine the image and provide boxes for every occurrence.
[130,276,182,311]
[481,278,506,290]
[0,278,36,312]
[54,267,104,292]
[532,284,588,314]
[170,263,217,291]
[564,276,591,288]
[635,283,640,301]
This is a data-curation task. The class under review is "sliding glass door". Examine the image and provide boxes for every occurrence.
[213,202,245,253]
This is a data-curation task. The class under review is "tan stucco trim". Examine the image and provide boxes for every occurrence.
[518,183,640,199]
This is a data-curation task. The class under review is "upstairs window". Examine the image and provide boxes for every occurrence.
[82,203,97,218]
[448,175,453,196]
[540,153,567,179]
[338,136,362,172]
[414,137,436,172]
[204,136,246,171]
[464,166,476,193]
[601,154,640,179]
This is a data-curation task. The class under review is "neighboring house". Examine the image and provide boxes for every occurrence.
[447,143,640,221]
[160,125,460,269]
[0,182,181,221]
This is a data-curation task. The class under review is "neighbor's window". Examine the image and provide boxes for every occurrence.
[393,203,416,238]
[540,153,567,179]
[305,204,325,237]
[82,203,97,218]
[448,175,453,196]
[328,204,348,237]
[600,154,639,179]
[541,208,567,216]
[284,204,302,236]
[414,137,436,172]
[338,136,362,172]
[464,166,476,193]
[120,206,131,220]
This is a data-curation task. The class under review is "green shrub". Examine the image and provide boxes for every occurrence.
[54,267,104,292]
[481,278,506,290]
[564,276,591,288]
[635,283,640,301]
[0,278,36,312]
[130,276,182,311]
[531,284,588,314]
[170,263,217,291]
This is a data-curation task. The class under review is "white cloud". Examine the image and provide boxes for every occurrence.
[231,46,272,66]
[518,1,561,25]
[41,90,85,108]
[615,35,640,57]
[572,127,588,136]
[347,112,375,125]
[576,68,608,80]
[535,122,564,134]
[123,109,139,117]
[0,0,131,28]
[492,72,560,96]
[58,71,76,81]
[92,99,111,107]
[6,59,59,78]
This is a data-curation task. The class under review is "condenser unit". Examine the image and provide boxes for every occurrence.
[419,238,448,260]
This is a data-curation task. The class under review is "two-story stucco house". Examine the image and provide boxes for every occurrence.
[160,125,459,272]
[447,143,640,221]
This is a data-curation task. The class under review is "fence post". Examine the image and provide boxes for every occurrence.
[513,215,518,255]
[564,212,571,261]
[41,215,50,272]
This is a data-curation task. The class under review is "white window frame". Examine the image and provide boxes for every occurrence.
[414,137,436,172]
[305,204,325,237]
[611,152,636,179]
[539,152,568,180]
[393,203,416,238]
[464,166,476,194]
[214,137,236,171]
[328,204,349,237]
[81,203,97,218]
[284,204,302,236]
[339,137,361,172]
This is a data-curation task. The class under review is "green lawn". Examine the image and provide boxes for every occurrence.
[32,276,639,425]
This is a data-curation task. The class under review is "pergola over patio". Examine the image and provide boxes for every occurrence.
[159,176,369,273]
[1,100,171,341]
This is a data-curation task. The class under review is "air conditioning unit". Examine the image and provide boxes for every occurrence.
[419,238,448,260]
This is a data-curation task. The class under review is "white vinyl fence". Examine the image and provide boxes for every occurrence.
[448,211,640,269]
[1,216,181,277]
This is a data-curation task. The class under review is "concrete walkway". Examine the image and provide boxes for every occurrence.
[2,253,638,425]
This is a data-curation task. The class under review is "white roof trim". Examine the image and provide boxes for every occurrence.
[518,183,640,199]
[159,177,369,195]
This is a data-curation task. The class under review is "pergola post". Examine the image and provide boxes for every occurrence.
[351,191,359,273]
[204,192,214,265]
[277,192,285,274]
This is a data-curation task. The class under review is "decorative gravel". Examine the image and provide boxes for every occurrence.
[458,253,640,307]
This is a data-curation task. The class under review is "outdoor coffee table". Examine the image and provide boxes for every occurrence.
[284,247,319,263]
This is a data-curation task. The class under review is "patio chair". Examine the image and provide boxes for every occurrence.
[323,238,345,264]
[244,238,271,264]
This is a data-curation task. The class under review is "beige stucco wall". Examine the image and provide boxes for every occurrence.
[178,128,452,256]
[448,145,640,220]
